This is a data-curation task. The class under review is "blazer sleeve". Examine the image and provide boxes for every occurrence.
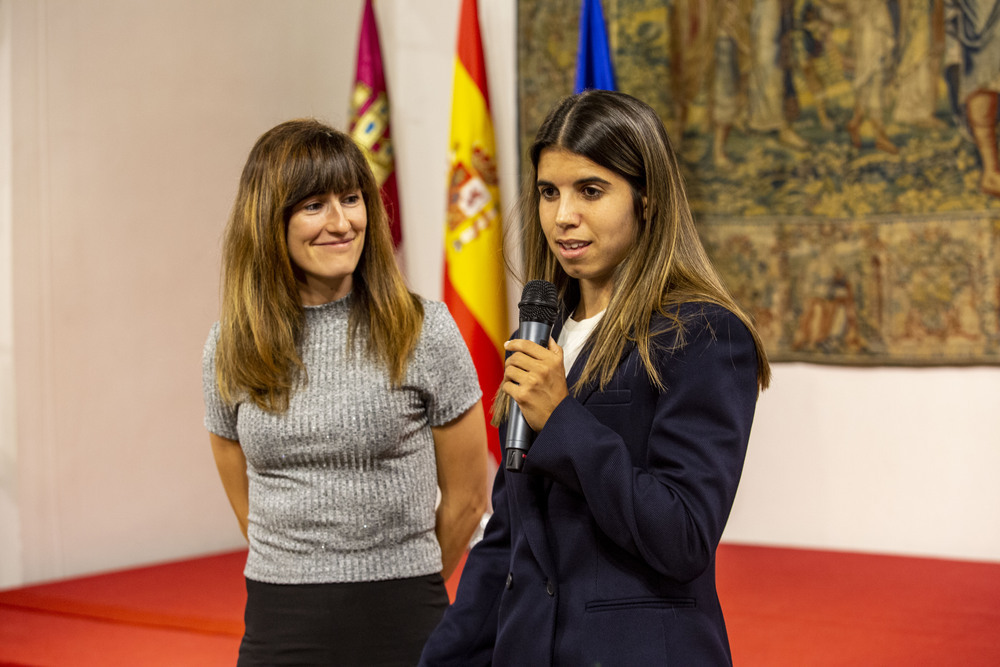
[419,463,511,666]
[522,307,759,583]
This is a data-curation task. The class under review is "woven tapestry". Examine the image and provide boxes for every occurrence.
[517,0,1000,365]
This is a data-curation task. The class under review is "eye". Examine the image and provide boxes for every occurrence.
[581,185,603,199]
[302,200,324,213]
[341,191,363,206]
[538,185,558,200]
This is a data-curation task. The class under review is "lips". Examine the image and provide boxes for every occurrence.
[314,237,356,247]
[555,239,591,259]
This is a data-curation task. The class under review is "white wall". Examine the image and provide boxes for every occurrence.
[725,364,1000,562]
[2,0,518,589]
[1,0,22,587]
[1,0,997,590]
[372,0,521,306]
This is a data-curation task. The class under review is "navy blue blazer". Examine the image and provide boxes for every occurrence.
[420,303,759,666]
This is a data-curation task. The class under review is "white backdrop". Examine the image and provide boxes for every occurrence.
[1,0,997,589]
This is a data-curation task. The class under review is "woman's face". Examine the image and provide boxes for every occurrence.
[286,189,367,305]
[537,147,638,305]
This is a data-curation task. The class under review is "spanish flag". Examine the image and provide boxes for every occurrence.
[349,0,402,248]
[444,0,508,465]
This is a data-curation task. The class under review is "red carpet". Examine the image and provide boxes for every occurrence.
[718,544,1000,666]
[0,544,997,665]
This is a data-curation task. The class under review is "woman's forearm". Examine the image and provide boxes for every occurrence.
[209,432,250,541]
[436,491,486,579]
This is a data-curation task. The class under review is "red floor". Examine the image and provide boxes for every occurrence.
[718,545,1000,666]
[1,544,997,665]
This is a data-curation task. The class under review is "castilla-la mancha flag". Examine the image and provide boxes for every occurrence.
[444,0,508,465]
[349,0,401,249]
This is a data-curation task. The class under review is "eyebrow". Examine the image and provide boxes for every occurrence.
[536,176,613,188]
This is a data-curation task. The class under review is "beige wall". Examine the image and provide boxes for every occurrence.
[1,0,518,588]
[1,0,997,589]
[12,0,306,585]
[727,364,1000,559]
[1,0,18,587]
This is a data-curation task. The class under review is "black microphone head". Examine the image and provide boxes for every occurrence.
[518,280,559,324]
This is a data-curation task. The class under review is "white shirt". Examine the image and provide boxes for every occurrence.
[557,310,605,377]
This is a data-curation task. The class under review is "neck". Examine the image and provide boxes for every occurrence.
[298,275,353,306]
[575,279,612,320]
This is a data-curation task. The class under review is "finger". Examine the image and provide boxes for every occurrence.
[504,351,551,375]
[546,338,564,365]
[501,378,528,403]
[504,338,549,357]
[503,364,531,386]
[504,351,535,374]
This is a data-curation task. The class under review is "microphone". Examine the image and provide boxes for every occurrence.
[504,280,559,472]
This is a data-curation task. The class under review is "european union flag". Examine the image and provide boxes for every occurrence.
[574,0,616,93]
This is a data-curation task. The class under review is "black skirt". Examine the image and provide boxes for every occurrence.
[238,573,448,666]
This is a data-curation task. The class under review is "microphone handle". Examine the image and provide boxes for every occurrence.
[504,319,553,472]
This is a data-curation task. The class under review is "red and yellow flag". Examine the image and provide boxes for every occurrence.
[444,0,508,465]
[349,0,401,248]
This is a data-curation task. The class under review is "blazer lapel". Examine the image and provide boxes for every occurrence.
[567,335,637,406]
[506,455,557,577]
[504,306,639,577]
[556,306,599,406]
[500,306,566,578]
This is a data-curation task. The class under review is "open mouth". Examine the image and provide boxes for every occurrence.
[557,240,591,258]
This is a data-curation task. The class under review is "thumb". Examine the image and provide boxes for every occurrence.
[548,337,563,356]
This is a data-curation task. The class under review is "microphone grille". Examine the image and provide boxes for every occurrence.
[518,280,559,324]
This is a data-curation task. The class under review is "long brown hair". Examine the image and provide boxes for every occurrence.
[493,90,770,425]
[215,118,422,412]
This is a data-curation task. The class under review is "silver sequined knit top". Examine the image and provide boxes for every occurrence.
[202,296,481,584]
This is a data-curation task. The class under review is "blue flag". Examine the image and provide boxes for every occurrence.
[574,0,616,93]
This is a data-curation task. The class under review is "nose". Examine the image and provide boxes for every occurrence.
[323,201,351,233]
[554,198,579,228]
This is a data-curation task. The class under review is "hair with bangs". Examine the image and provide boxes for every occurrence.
[215,118,422,413]
[492,90,769,425]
